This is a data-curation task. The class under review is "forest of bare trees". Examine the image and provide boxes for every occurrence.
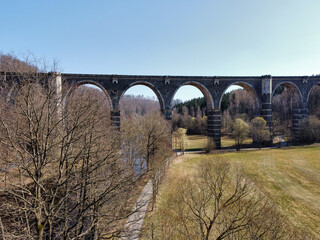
[121,95,160,117]
[0,54,173,239]
[0,60,133,239]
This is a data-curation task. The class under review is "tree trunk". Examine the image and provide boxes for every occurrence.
[38,221,44,240]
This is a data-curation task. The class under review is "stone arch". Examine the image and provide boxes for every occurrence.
[307,81,320,106]
[119,81,165,111]
[272,81,303,104]
[64,80,113,110]
[170,81,214,110]
[272,81,305,142]
[219,81,261,109]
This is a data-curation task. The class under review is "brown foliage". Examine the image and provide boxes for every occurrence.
[0,74,136,239]
[121,95,160,118]
[121,111,173,212]
[0,53,38,72]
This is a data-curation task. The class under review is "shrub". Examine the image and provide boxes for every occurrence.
[301,115,320,143]
[205,137,216,153]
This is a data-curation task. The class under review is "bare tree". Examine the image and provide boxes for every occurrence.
[172,128,188,154]
[0,69,137,239]
[122,112,171,173]
[145,158,311,240]
[121,116,146,172]
[120,94,160,117]
[0,53,38,72]
[121,111,173,213]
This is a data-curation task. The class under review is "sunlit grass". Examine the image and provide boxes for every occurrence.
[142,145,320,238]
[185,135,207,150]
[182,135,253,150]
[221,135,253,147]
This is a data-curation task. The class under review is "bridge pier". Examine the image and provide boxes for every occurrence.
[261,103,273,144]
[110,110,121,130]
[208,109,221,149]
[261,76,273,145]
[292,105,308,142]
[49,72,63,120]
[163,109,173,147]
[163,109,172,121]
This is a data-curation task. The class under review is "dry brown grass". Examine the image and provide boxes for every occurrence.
[142,145,320,239]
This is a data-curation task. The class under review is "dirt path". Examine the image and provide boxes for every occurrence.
[120,179,153,240]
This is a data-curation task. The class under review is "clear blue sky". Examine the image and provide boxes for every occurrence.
[1,0,320,101]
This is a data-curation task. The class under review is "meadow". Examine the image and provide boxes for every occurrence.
[185,134,253,150]
[142,145,320,238]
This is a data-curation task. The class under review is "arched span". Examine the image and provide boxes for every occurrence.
[119,81,165,111]
[170,81,214,110]
[307,81,320,105]
[64,80,113,110]
[219,81,261,109]
[272,81,303,103]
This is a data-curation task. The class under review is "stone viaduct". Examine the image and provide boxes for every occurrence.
[2,72,320,148]
[61,73,320,148]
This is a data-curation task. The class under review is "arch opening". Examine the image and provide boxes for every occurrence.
[171,82,214,110]
[308,83,320,118]
[219,83,260,147]
[65,81,112,110]
[305,83,320,143]
[120,84,171,175]
[272,82,303,141]
[119,84,161,119]
[219,82,261,111]
[171,84,211,147]
[65,83,112,128]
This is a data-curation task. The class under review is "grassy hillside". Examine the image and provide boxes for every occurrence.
[142,145,320,238]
